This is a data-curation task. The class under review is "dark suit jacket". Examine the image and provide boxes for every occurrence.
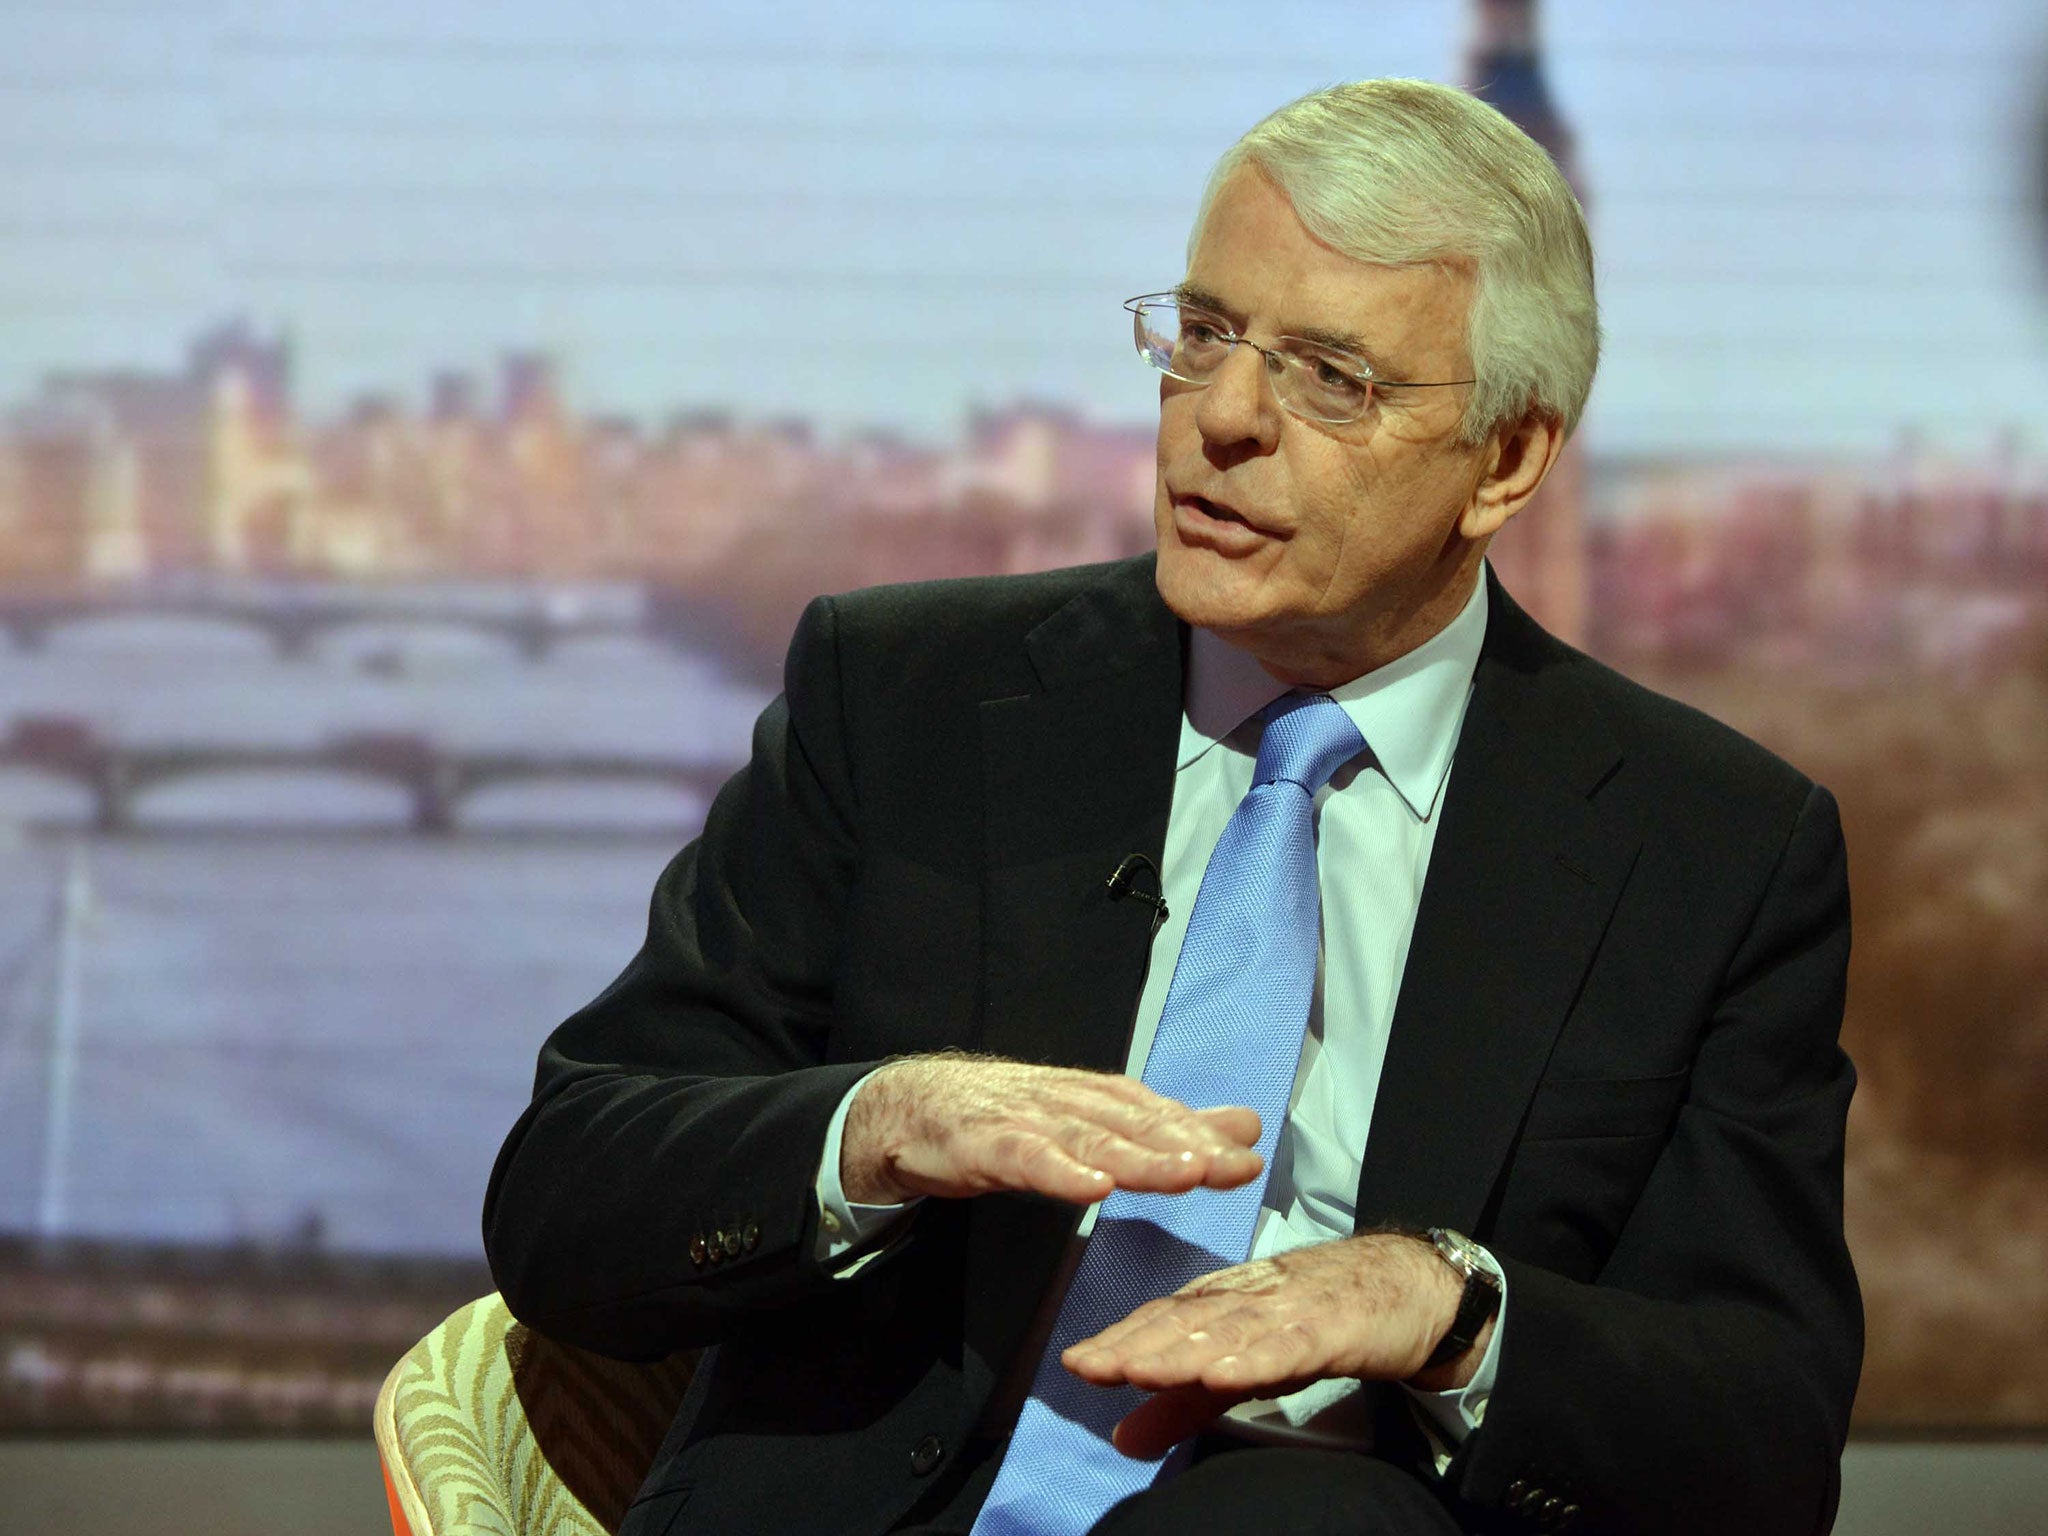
[483,555,1862,1536]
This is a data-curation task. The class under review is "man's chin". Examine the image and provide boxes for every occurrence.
[1154,542,1276,634]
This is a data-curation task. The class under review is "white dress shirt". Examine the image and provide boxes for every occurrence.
[812,568,1504,1460]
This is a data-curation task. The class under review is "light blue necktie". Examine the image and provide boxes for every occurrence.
[971,692,1367,1536]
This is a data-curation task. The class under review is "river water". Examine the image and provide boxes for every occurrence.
[0,609,772,1256]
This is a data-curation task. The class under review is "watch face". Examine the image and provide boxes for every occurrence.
[1430,1227,1501,1289]
[1431,1226,1477,1270]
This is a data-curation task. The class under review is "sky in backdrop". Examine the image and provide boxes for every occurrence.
[4,0,2048,458]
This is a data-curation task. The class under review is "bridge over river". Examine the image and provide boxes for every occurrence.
[0,583,750,669]
[0,718,734,834]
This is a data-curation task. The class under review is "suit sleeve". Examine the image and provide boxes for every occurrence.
[1447,782,1862,1536]
[482,595,888,1360]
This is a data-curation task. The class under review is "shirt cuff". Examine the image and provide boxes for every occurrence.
[1401,1239,1507,1461]
[813,1068,921,1274]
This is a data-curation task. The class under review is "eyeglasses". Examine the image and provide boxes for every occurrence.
[1123,292,1475,425]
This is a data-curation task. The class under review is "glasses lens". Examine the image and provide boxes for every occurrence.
[1126,296,1376,423]
[1133,299,1235,382]
[1274,347,1374,423]
[1133,300,1178,373]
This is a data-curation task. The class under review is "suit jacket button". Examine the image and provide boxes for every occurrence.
[1505,1479,1530,1504]
[910,1435,943,1476]
[1556,1503,1581,1530]
[688,1234,708,1267]
[1517,1487,1549,1517]
[724,1228,745,1259]
[1540,1495,1566,1526]
[742,1220,761,1253]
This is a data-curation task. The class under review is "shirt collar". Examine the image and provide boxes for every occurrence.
[1178,566,1490,821]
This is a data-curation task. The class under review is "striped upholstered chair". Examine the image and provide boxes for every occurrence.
[374,1294,697,1536]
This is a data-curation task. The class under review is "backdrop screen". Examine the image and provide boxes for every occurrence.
[0,0,2044,1433]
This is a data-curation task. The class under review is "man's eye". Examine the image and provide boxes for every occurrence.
[1183,320,1227,346]
[1313,358,1362,389]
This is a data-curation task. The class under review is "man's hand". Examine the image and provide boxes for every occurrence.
[1059,1232,1485,1459]
[839,1054,1264,1206]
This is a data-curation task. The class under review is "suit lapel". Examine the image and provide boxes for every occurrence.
[966,558,1185,1394]
[1355,574,1642,1236]
[978,557,1184,1073]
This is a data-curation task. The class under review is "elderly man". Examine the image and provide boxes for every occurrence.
[484,79,1861,1536]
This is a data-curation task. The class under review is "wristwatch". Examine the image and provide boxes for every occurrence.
[1423,1227,1504,1370]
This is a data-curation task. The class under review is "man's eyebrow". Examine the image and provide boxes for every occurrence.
[1172,283,1241,326]
[1173,283,1395,377]
[1290,324,1391,375]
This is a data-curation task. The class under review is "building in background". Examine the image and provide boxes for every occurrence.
[4,313,2042,683]
[0,324,1157,645]
[1463,0,1590,646]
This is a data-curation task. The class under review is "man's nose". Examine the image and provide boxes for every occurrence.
[1194,341,1282,450]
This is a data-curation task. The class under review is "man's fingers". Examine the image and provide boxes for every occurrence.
[861,1058,1266,1204]
[1017,1091,1262,1196]
[1192,1104,1262,1148]
[905,1124,1254,1205]
[1194,1320,1326,1390]
[1004,1133,1119,1204]
[1063,1292,1240,1381]
[1086,1090,1256,1151]
[1064,1123,1207,1193]
[1110,1384,1238,1461]
[1060,1125,1262,1195]
[891,1132,1110,1203]
[983,1125,1213,1204]
[1073,1094,1265,1184]
[1097,1301,1293,1391]
[1066,1264,1336,1391]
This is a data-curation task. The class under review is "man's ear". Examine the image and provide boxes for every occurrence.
[1459,409,1565,541]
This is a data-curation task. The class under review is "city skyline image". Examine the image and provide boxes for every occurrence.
[0,0,2043,1444]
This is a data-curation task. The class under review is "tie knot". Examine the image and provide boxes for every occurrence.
[1253,692,1365,795]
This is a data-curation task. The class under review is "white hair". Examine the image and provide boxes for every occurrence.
[1196,78,1599,445]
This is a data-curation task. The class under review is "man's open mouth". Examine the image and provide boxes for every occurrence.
[1182,494,1251,527]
